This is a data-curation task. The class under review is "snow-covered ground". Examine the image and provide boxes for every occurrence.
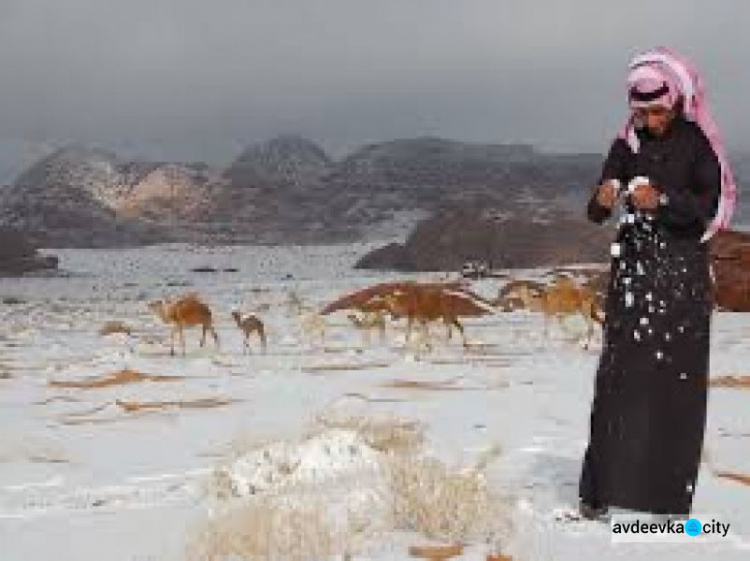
[1,243,749,560]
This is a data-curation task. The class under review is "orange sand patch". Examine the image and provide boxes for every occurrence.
[115,397,236,412]
[301,362,391,374]
[380,378,478,391]
[408,544,464,560]
[710,375,750,389]
[48,369,184,389]
[98,321,133,336]
[714,470,750,486]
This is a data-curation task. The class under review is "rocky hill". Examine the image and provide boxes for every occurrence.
[224,135,332,188]
[355,202,612,271]
[0,146,229,247]
[0,226,58,275]
[0,135,655,248]
[0,146,164,247]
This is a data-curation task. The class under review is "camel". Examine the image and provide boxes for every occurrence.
[382,286,495,349]
[285,291,306,316]
[580,269,610,297]
[300,309,327,346]
[319,281,466,316]
[231,311,267,354]
[495,279,547,311]
[540,275,605,348]
[346,310,387,345]
[320,281,493,351]
[499,276,605,348]
[148,293,219,356]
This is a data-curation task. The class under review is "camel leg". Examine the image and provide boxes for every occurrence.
[378,319,386,343]
[211,327,220,349]
[363,323,371,347]
[170,326,176,356]
[178,324,186,356]
[420,320,432,351]
[407,320,424,352]
[557,314,570,341]
[583,318,593,349]
[583,310,596,349]
[451,318,467,347]
[409,320,422,353]
[259,330,268,353]
[243,335,249,355]
[200,324,207,347]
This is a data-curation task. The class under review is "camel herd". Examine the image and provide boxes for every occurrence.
[145,269,609,357]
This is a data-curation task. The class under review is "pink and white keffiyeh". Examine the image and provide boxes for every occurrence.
[617,47,736,243]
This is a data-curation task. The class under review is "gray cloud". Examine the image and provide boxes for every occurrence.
[0,0,748,166]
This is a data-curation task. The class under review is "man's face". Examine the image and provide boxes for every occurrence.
[634,105,675,136]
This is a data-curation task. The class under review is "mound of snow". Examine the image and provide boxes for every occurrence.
[215,429,386,498]
[209,429,395,543]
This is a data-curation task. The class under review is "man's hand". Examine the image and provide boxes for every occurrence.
[595,181,618,209]
[630,183,660,211]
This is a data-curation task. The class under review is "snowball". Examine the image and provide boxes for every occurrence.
[625,291,634,307]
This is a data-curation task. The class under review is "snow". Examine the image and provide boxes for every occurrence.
[215,429,387,499]
[1,243,749,560]
[625,291,635,307]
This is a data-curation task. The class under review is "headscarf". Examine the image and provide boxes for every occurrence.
[627,64,680,111]
[617,46,736,243]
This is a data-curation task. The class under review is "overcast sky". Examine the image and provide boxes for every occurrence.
[0,0,748,169]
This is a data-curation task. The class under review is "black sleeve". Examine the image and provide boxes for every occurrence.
[655,132,721,228]
[587,139,630,224]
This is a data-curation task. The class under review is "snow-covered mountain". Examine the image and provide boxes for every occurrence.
[224,135,332,188]
[0,135,703,252]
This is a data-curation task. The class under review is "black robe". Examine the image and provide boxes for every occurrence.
[578,115,721,515]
